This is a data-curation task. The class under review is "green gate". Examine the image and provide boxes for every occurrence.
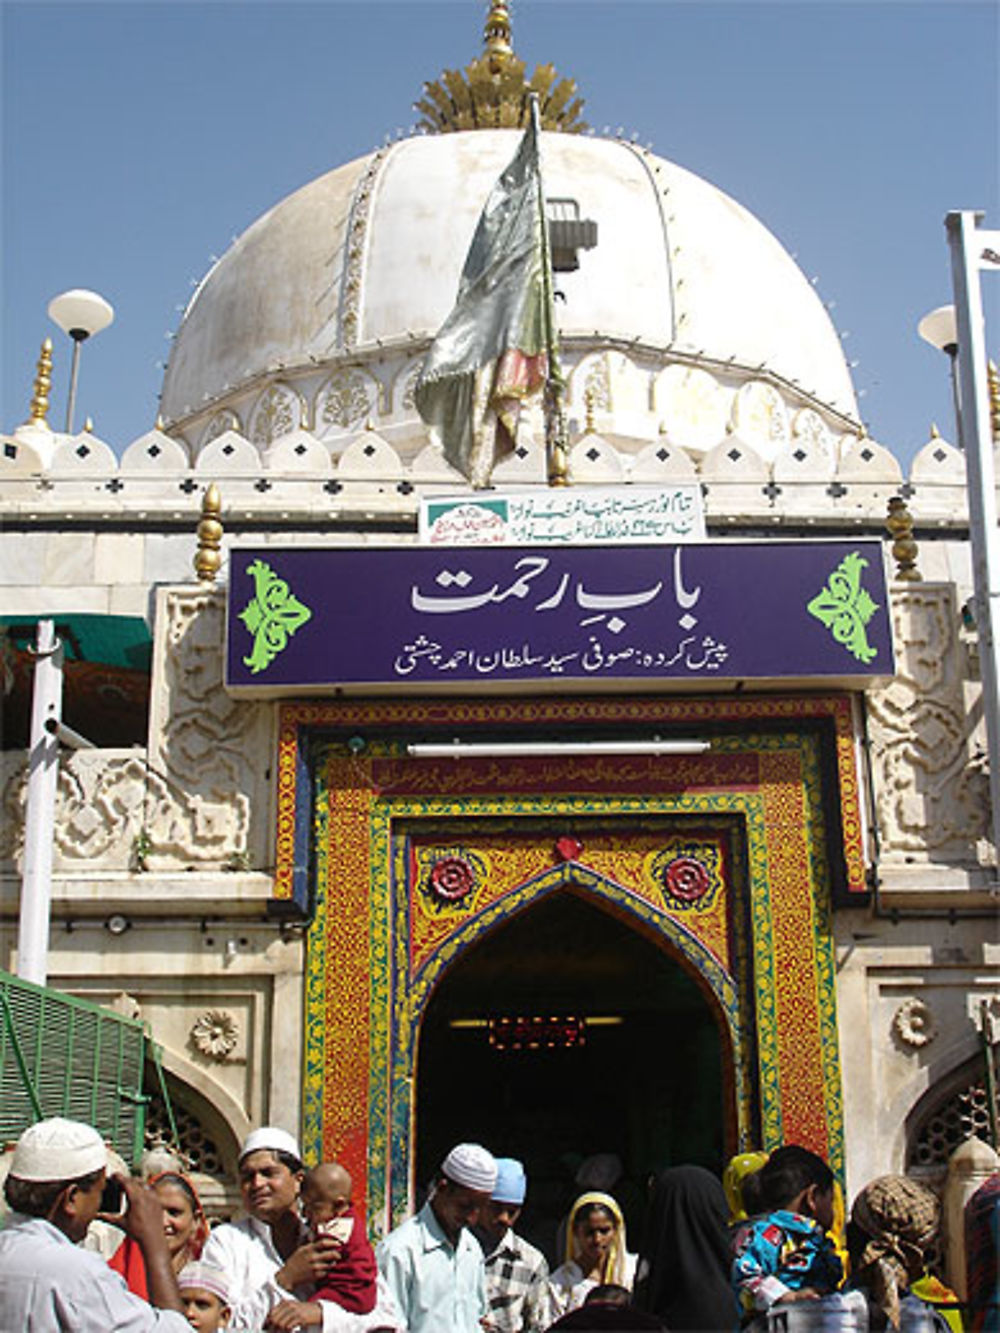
[0,970,153,1167]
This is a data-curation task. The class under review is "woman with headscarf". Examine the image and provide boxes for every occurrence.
[723,1152,770,1226]
[633,1164,739,1333]
[109,1169,211,1298]
[548,1192,636,1318]
[848,1174,952,1332]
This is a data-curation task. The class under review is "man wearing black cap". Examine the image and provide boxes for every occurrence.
[0,1116,190,1331]
[377,1142,498,1333]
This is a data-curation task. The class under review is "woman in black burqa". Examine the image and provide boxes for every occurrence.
[632,1164,739,1333]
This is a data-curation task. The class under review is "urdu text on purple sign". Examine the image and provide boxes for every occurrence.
[226,541,894,692]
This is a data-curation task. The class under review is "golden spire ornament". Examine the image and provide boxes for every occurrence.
[484,2,513,69]
[886,495,921,582]
[27,338,53,425]
[194,483,224,583]
[988,359,1000,442]
[416,0,587,134]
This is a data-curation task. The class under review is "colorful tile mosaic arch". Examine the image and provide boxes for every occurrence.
[280,694,858,1232]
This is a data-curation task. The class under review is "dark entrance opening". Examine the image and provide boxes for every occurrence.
[415,889,726,1259]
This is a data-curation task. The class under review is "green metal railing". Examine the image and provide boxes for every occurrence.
[0,969,161,1167]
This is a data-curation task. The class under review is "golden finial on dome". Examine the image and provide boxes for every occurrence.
[194,482,224,583]
[27,338,53,425]
[484,1,513,70]
[83,416,94,434]
[930,422,940,438]
[886,495,921,582]
[988,359,1000,442]
[155,413,166,432]
[416,1,587,134]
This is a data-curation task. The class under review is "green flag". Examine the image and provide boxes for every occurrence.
[415,104,555,488]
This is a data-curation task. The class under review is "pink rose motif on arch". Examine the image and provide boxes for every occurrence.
[555,836,584,863]
[428,855,476,906]
[662,855,712,906]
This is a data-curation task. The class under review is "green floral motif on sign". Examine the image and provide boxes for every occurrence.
[807,551,880,664]
[239,559,312,674]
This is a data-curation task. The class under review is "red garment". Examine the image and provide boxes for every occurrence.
[108,1234,149,1300]
[310,1208,378,1315]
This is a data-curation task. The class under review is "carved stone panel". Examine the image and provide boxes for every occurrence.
[868,585,990,866]
[148,588,274,871]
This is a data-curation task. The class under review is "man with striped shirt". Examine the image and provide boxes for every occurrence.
[477,1159,552,1333]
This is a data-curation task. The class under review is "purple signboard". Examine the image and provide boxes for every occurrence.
[225,540,894,693]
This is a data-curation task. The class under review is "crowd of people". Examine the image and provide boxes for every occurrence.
[0,1116,996,1333]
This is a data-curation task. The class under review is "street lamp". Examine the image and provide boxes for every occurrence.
[918,304,963,450]
[917,304,958,356]
[47,288,114,433]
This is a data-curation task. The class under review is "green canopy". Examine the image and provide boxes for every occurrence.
[0,613,152,671]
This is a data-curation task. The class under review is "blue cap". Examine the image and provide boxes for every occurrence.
[492,1157,527,1205]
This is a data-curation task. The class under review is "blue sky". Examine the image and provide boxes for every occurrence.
[2,0,997,470]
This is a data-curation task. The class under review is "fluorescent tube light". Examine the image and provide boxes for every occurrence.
[407,740,709,759]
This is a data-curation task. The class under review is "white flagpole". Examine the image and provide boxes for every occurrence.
[530,94,569,487]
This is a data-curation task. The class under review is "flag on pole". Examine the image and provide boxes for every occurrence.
[415,100,557,488]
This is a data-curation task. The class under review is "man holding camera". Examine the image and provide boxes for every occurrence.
[0,1115,190,1330]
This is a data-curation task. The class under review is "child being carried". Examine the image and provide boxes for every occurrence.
[731,1145,848,1325]
[266,1161,379,1331]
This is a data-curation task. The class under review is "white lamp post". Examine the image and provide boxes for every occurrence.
[919,211,1000,880]
[18,620,62,986]
[47,288,114,433]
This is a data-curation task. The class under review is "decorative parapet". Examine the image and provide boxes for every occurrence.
[2,350,990,529]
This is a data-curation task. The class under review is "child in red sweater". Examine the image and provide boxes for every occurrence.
[266,1162,378,1332]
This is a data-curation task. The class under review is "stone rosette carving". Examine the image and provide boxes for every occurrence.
[190,1009,239,1061]
[892,998,938,1049]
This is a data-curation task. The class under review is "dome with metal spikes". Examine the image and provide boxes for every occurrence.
[159,2,860,454]
[415,2,587,134]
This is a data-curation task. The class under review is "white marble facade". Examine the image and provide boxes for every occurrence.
[1,114,997,1241]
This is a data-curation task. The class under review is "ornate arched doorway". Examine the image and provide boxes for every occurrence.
[415,887,727,1247]
[293,694,857,1230]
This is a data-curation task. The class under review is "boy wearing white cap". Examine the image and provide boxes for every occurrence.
[0,1116,190,1331]
[377,1142,498,1333]
[177,1262,233,1331]
[476,1159,552,1333]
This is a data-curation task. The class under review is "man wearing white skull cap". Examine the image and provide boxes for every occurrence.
[377,1142,498,1333]
[202,1125,402,1332]
[0,1116,190,1331]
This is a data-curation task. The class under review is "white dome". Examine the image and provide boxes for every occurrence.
[161,130,858,437]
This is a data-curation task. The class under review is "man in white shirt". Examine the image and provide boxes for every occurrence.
[377,1142,497,1333]
[202,1125,400,1332]
[0,1116,190,1332]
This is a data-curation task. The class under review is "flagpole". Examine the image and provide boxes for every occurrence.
[530,94,569,487]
